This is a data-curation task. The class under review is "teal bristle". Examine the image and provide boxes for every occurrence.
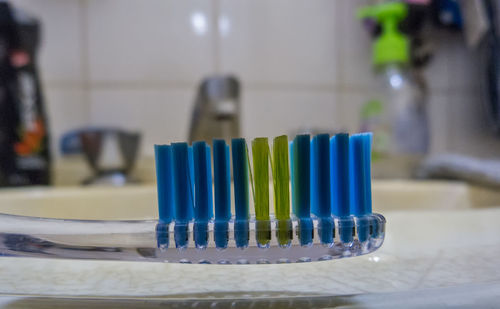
[311,134,333,245]
[213,139,231,249]
[311,134,331,218]
[232,138,250,248]
[310,137,318,217]
[213,140,231,221]
[291,134,313,246]
[154,145,174,223]
[291,134,311,219]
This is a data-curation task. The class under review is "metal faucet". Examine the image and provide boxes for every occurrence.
[188,75,241,144]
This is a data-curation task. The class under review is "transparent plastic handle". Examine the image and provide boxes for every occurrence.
[0,213,385,264]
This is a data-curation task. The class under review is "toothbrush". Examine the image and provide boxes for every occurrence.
[0,132,385,264]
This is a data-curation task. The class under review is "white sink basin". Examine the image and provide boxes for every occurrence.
[0,181,498,304]
[0,180,495,220]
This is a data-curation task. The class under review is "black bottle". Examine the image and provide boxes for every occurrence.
[0,2,51,186]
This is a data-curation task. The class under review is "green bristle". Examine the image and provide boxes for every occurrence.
[252,138,270,221]
[252,138,270,246]
[272,135,290,220]
[271,135,291,247]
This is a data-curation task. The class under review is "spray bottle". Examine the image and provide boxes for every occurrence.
[358,2,429,177]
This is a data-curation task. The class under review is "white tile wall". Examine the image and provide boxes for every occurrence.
[427,92,450,154]
[447,92,500,157]
[337,0,378,91]
[86,0,215,85]
[89,88,195,156]
[338,91,375,133]
[242,89,338,138]
[44,87,88,156]
[11,0,84,84]
[11,0,500,161]
[219,0,338,87]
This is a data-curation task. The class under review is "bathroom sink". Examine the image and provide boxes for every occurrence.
[0,180,496,221]
[0,181,498,305]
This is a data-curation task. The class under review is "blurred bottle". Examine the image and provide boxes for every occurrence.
[0,2,50,186]
[358,2,429,178]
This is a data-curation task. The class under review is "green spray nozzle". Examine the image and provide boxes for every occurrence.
[357,2,409,67]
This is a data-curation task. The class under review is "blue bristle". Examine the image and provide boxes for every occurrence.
[331,133,350,217]
[331,133,353,244]
[171,142,193,248]
[154,145,174,223]
[314,134,331,218]
[349,133,373,243]
[193,141,213,248]
[213,140,231,220]
[188,146,195,220]
[213,139,231,249]
[312,134,332,245]
[362,133,373,214]
[291,134,310,219]
[310,137,318,217]
[232,138,250,248]
[171,143,193,222]
[349,134,371,217]
[193,141,212,221]
[291,134,312,246]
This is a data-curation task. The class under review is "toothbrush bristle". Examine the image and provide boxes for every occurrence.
[312,134,331,218]
[213,139,231,249]
[252,137,271,246]
[232,138,250,221]
[252,137,270,221]
[291,134,310,219]
[331,133,350,217]
[349,133,372,217]
[231,138,250,248]
[291,134,313,246]
[171,143,193,223]
[154,144,174,223]
[193,141,212,221]
[153,131,379,261]
[213,139,231,221]
[272,135,290,221]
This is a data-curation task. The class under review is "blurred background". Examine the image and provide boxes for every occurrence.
[2,0,500,306]
[2,0,500,187]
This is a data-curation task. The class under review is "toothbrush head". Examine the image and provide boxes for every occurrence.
[154,133,386,264]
